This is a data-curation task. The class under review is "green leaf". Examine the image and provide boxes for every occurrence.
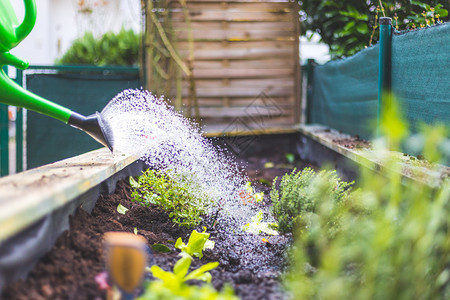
[356,23,369,34]
[134,227,138,235]
[436,9,448,17]
[117,203,129,215]
[174,237,185,249]
[150,265,176,283]
[184,262,219,282]
[175,228,212,259]
[173,256,191,279]
[152,243,171,253]
[129,176,139,188]
[344,21,355,32]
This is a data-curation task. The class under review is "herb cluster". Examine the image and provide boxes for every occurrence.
[130,169,207,227]
[270,168,354,234]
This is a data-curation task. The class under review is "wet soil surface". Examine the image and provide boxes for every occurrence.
[1,153,315,300]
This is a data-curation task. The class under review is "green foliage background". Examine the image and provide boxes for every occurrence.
[56,28,139,66]
[282,98,449,299]
[299,0,449,58]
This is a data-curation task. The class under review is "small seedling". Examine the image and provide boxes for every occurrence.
[175,228,214,259]
[242,211,278,235]
[138,256,237,299]
[117,203,129,215]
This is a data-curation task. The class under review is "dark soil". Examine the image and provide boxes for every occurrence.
[1,152,315,300]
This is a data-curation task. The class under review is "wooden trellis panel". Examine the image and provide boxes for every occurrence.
[154,0,301,133]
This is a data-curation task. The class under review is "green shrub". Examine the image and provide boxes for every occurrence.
[56,28,139,66]
[130,169,208,227]
[285,102,449,299]
[270,168,354,234]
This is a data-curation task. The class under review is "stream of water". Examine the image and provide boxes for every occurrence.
[100,89,264,228]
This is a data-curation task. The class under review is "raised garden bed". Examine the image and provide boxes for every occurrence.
[1,147,315,299]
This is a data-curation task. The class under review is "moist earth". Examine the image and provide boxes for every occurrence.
[1,152,315,300]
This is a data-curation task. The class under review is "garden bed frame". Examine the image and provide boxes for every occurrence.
[0,129,447,291]
[0,149,145,289]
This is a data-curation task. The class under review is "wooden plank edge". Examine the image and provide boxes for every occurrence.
[0,148,138,243]
[297,124,449,190]
[203,126,299,137]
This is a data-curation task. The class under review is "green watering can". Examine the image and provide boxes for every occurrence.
[0,0,114,151]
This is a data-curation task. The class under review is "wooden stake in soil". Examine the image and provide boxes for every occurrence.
[104,232,149,295]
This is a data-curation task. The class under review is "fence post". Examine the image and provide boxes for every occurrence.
[305,59,315,124]
[15,69,24,172]
[377,17,392,135]
[0,67,9,176]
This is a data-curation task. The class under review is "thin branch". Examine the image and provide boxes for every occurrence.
[148,8,191,76]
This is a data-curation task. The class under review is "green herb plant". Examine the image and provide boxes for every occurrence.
[138,256,238,300]
[270,168,354,234]
[130,169,208,227]
[285,98,449,299]
[175,228,215,259]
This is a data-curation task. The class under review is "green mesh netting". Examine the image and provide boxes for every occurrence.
[26,69,140,169]
[308,23,449,140]
[392,23,450,133]
[308,44,379,140]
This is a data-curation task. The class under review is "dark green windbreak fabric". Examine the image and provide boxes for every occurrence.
[392,23,450,133]
[26,69,140,169]
[309,45,379,140]
[308,23,449,141]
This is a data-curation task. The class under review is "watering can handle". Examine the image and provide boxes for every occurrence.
[15,0,37,44]
[0,0,37,68]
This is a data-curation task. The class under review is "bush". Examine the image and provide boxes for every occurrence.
[285,108,449,299]
[56,28,139,66]
[130,169,208,227]
[270,168,354,234]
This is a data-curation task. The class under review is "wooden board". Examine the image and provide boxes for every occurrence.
[0,149,137,242]
[146,0,301,132]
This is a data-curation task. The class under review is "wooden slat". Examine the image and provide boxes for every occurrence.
[178,47,294,60]
[171,2,292,11]
[190,68,293,79]
[173,86,293,98]
[176,40,294,51]
[172,21,294,31]
[175,28,294,41]
[195,105,292,117]
[171,10,293,22]
[0,149,137,242]
[169,96,295,107]
[200,116,296,130]
[180,77,295,88]
[192,59,295,69]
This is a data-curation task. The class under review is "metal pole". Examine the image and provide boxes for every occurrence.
[305,59,315,124]
[377,17,392,135]
[0,66,9,176]
[15,69,23,172]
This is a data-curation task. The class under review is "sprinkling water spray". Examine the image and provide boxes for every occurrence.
[0,0,114,151]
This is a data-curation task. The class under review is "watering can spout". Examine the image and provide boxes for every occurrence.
[68,113,114,151]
